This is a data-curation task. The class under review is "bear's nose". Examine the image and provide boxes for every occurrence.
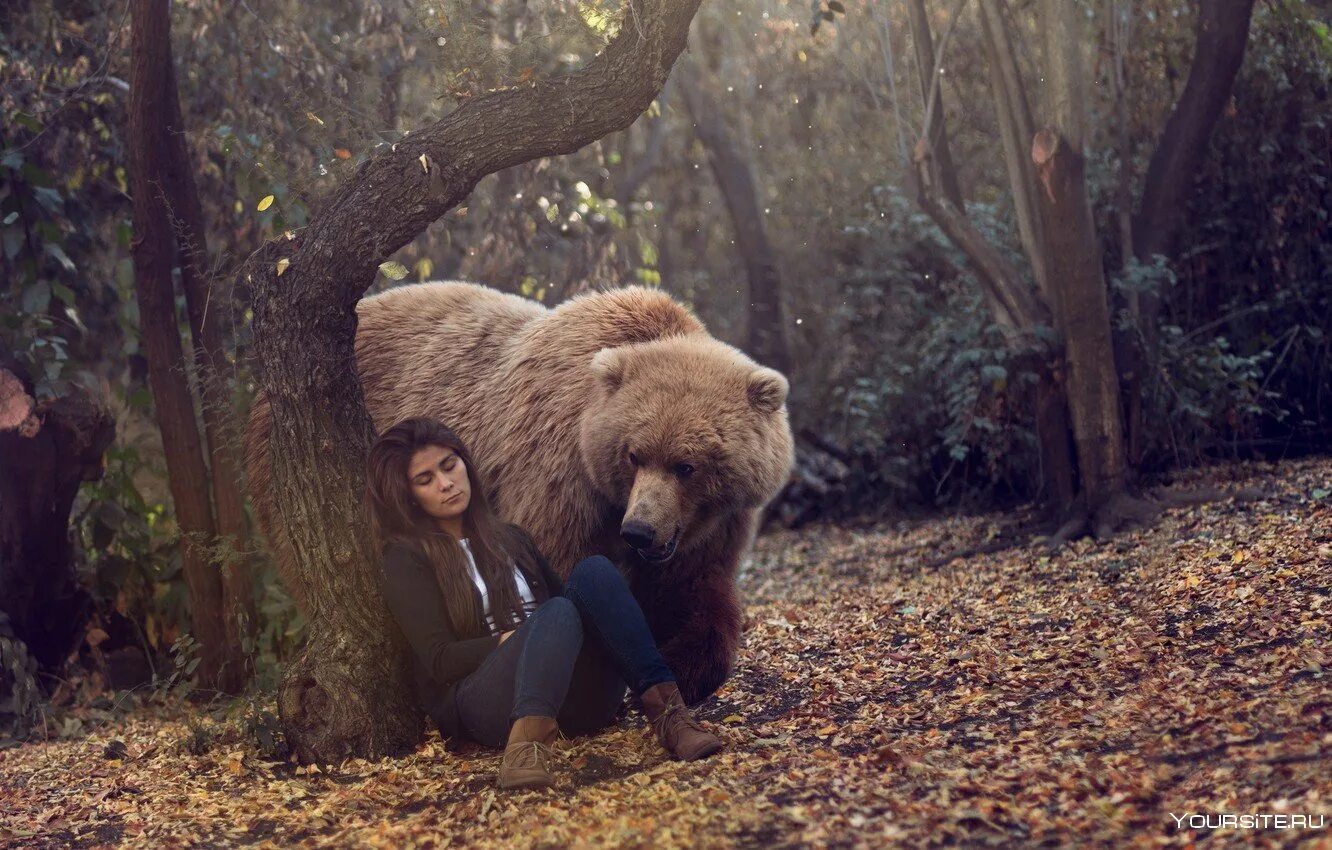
[620,520,657,550]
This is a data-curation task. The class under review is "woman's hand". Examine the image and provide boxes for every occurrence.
[498,630,515,645]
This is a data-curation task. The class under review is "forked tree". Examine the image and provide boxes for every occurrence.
[240,0,704,764]
[893,0,1256,541]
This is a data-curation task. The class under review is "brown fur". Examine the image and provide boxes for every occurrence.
[247,282,794,703]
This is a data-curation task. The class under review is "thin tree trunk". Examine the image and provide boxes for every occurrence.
[128,0,238,693]
[1107,0,1136,264]
[163,61,255,691]
[243,0,703,763]
[977,0,1048,298]
[676,57,793,375]
[1106,0,1143,465]
[903,0,965,209]
[1034,0,1128,514]
[895,0,1041,332]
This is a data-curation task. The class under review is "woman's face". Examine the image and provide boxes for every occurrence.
[408,444,471,524]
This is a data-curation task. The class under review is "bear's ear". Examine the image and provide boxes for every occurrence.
[590,347,628,392]
[747,367,789,414]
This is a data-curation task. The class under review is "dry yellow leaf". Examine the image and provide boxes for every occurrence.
[257,194,274,212]
[276,257,290,276]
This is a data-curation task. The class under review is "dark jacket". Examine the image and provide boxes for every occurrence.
[378,525,564,739]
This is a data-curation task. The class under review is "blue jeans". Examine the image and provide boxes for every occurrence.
[453,556,677,747]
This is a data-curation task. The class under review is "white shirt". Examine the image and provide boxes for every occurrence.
[459,538,537,634]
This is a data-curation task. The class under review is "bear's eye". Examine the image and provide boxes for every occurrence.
[674,462,695,478]
[628,451,639,467]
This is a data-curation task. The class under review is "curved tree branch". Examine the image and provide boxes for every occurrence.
[251,0,702,331]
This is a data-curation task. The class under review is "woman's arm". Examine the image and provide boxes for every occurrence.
[380,543,499,683]
[511,525,565,596]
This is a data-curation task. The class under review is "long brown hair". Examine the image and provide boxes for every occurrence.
[366,417,533,637]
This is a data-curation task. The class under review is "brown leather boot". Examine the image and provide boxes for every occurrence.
[497,716,559,790]
[641,682,724,761]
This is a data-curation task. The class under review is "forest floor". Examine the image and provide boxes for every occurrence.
[2,458,1330,849]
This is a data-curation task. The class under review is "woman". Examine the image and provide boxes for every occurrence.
[366,417,723,790]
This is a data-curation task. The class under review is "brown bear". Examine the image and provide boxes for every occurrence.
[247,282,794,704]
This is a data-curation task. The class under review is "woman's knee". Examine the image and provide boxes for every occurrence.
[533,596,581,634]
[566,555,622,600]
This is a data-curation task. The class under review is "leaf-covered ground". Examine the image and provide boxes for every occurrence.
[3,459,1329,848]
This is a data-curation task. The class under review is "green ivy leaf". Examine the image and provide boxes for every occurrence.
[51,282,76,307]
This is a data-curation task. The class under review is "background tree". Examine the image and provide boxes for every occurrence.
[128,0,250,693]
[676,53,793,375]
[889,0,1259,536]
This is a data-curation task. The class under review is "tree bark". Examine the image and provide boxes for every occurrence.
[163,59,255,691]
[129,0,243,694]
[675,57,793,375]
[243,0,703,764]
[1034,0,1128,514]
[0,365,114,671]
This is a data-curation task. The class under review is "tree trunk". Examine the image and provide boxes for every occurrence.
[0,365,114,670]
[1132,0,1257,262]
[1120,0,1256,462]
[1033,360,1078,511]
[676,57,793,375]
[129,0,243,694]
[243,0,703,763]
[1034,0,1128,515]
[163,59,255,690]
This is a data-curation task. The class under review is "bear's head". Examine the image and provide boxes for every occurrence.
[579,335,794,565]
